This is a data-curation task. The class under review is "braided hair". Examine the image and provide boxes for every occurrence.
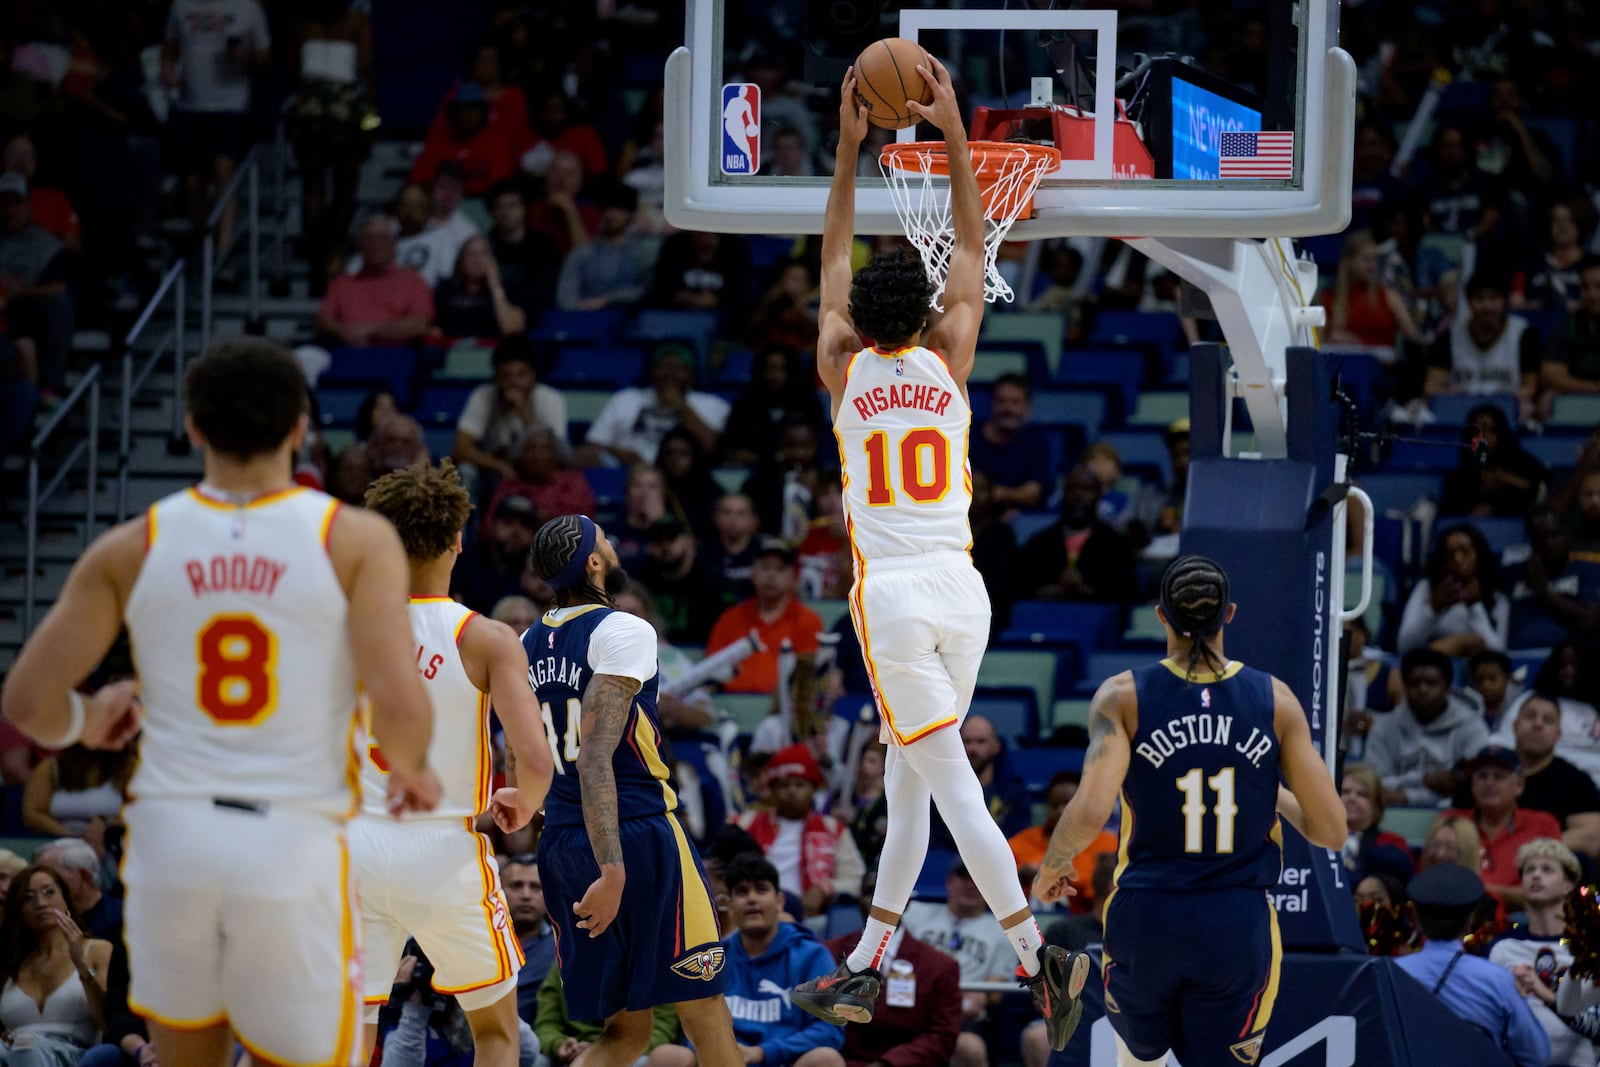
[1160,555,1231,682]
[530,515,609,607]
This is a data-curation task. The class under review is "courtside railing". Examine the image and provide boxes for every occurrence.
[199,147,263,355]
[24,366,101,633]
[119,260,188,521]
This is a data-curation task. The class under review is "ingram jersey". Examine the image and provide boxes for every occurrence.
[521,604,677,829]
[359,597,491,821]
[124,486,360,817]
[834,345,973,561]
[1115,660,1283,892]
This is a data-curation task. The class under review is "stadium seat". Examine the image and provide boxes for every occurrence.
[548,346,646,389]
[1001,601,1120,652]
[1522,436,1585,472]
[1087,311,1184,366]
[584,467,627,513]
[436,344,494,381]
[1010,512,1056,547]
[319,346,418,392]
[712,467,747,494]
[969,694,1035,740]
[1380,806,1437,848]
[717,693,774,733]
[1355,471,1441,514]
[1006,747,1085,792]
[1550,395,1600,429]
[824,902,865,940]
[970,349,1030,384]
[532,308,625,345]
[1128,391,1189,428]
[1098,431,1172,485]
[713,347,754,387]
[565,390,615,426]
[1049,699,1092,731]
[1029,391,1107,437]
[628,309,720,365]
[976,650,1058,725]
[1430,393,1516,427]
[322,428,355,456]
[414,384,477,426]
[316,386,370,427]
[1122,604,1166,646]
[747,236,793,271]
[1075,651,1149,695]
[422,426,453,459]
[913,848,961,900]
[810,599,850,631]
[980,313,1065,377]
[1382,437,1462,472]
[1052,348,1144,418]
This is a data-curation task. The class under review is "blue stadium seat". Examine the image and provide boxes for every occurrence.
[547,346,647,389]
[1383,438,1461,472]
[747,236,794,271]
[1075,651,1150,695]
[1328,350,1387,423]
[584,467,627,513]
[1002,601,1121,652]
[318,347,418,404]
[1029,391,1107,437]
[913,848,961,900]
[1006,747,1085,793]
[1010,512,1056,547]
[315,386,372,428]
[1523,436,1585,471]
[531,308,625,344]
[1430,393,1517,427]
[969,694,1035,741]
[1098,431,1172,486]
[414,384,477,427]
[628,310,720,365]
[1355,471,1442,514]
[714,348,755,387]
[1053,349,1145,418]
[1087,311,1185,365]
[422,426,453,459]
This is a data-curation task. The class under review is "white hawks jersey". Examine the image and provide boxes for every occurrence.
[359,597,491,821]
[124,486,360,817]
[834,344,974,562]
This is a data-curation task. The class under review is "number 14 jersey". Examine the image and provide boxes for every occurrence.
[835,345,973,562]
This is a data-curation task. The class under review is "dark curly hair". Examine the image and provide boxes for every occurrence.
[848,250,934,346]
[363,460,473,561]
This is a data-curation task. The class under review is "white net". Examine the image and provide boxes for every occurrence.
[878,141,1058,310]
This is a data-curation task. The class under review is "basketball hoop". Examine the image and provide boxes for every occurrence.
[879,140,1060,309]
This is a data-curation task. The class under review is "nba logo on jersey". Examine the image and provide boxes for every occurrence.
[1201,687,1211,708]
[720,84,760,175]
[894,358,904,376]
[548,631,555,648]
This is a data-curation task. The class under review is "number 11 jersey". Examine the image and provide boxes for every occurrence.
[834,344,973,562]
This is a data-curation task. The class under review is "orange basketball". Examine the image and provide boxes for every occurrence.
[853,37,935,130]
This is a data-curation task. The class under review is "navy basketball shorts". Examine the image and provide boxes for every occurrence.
[1101,887,1282,1067]
[539,813,725,1020]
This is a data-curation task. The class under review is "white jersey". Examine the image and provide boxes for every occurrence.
[359,597,491,821]
[834,344,973,561]
[124,486,360,817]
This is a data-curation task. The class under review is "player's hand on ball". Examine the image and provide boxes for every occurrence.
[905,57,962,136]
[82,680,144,750]
[838,67,869,147]
[490,787,540,833]
[574,863,625,938]
[386,765,444,816]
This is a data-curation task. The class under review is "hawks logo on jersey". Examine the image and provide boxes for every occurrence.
[670,946,727,981]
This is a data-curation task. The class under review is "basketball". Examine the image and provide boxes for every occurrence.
[853,37,934,130]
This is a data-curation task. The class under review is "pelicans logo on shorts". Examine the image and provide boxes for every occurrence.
[1229,1035,1264,1064]
[670,946,727,981]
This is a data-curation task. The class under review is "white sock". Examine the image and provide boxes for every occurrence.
[847,917,897,972]
[1006,915,1045,976]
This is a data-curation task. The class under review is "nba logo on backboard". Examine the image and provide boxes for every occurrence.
[721,84,760,175]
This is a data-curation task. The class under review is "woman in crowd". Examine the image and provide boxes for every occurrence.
[0,865,112,1063]
[1320,229,1424,348]
[1513,198,1593,314]
[1341,764,1413,873]
[1419,813,1484,873]
[719,344,825,468]
[21,745,133,838]
[657,427,722,542]
[1440,403,1548,517]
[1397,522,1510,655]
[434,236,528,339]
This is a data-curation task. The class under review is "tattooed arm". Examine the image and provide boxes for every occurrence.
[571,672,642,937]
[1034,673,1134,904]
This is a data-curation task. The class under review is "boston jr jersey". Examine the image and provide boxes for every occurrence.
[1116,660,1283,892]
[521,604,677,829]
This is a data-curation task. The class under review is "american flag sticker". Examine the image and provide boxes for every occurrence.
[1218,131,1294,180]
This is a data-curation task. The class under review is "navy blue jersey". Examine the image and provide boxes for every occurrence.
[522,604,678,829]
[1116,659,1283,892]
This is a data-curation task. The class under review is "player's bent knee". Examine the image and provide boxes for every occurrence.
[646,1044,698,1067]
[601,1007,657,1058]
[953,1031,989,1067]
[464,987,522,1046]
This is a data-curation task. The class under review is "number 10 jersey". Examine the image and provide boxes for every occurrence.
[834,344,974,564]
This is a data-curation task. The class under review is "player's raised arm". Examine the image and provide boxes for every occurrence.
[331,507,440,813]
[909,57,980,384]
[465,616,554,832]
[1034,673,1135,904]
[817,67,870,397]
[2,520,147,751]
[1272,677,1346,851]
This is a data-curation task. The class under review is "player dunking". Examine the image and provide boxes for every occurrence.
[1033,556,1347,1067]
[355,460,556,1066]
[524,515,742,1067]
[789,60,1087,1050]
[0,339,441,1066]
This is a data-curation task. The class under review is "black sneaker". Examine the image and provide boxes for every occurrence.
[792,959,882,1025]
[1019,944,1091,1051]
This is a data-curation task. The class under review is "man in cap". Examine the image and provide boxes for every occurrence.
[1397,864,1549,1067]
[732,743,864,919]
[1443,744,1562,911]
[706,538,823,698]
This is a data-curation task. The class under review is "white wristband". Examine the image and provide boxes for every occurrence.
[40,691,87,750]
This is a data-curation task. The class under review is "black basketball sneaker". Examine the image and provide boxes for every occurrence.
[1020,944,1092,1051]
[791,959,883,1025]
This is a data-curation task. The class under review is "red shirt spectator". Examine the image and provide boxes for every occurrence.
[522,90,608,178]
[315,216,433,347]
[409,83,514,196]
[3,135,79,249]
[1444,744,1562,911]
[526,151,598,260]
[706,544,822,694]
[425,45,533,161]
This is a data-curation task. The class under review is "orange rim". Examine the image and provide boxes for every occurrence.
[880,140,1060,220]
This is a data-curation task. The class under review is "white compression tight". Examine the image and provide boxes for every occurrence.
[871,724,1030,922]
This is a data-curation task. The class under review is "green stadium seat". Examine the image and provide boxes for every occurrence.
[718,692,776,733]
[322,428,355,456]
[976,649,1058,724]
[1380,806,1438,848]
[982,313,1065,376]
[1550,395,1600,429]
[1050,698,1092,731]
[810,599,850,631]
[1128,391,1190,427]
[713,467,747,494]
[566,390,614,425]
[437,345,495,381]
[970,350,1030,384]
[1123,604,1166,645]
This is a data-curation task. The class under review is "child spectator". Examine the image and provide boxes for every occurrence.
[1467,651,1520,734]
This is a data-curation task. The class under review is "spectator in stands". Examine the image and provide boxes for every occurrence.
[1443,745,1561,912]
[637,515,724,645]
[354,388,399,445]
[1489,840,1597,1066]
[614,582,715,732]
[1420,814,1484,873]
[328,413,431,504]
[421,163,481,270]
[709,492,760,605]
[825,868,962,1067]
[369,183,464,288]
[501,855,553,1028]
[521,90,608,180]
[451,492,542,613]
[934,716,1032,844]
[1424,272,1543,421]
[1476,77,1558,204]
[433,235,528,339]
[1495,694,1600,857]
[1504,507,1600,649]
[1416,124,1502,242]
[453,334,569,494]
[408,82,514,195]
[1084,442,1133,530]
[425,44,533,167]
[1520,640,1600,782]
[1007,770,1117,913]
[486,179,559,316]
[707,540,822,698]
[1514,201,1591,315]
[1467,651,1520,734]
[528,151,597,260]
[1397,523,1510,655]
[733,746,864,918]
[162,0,270,256]
[2,136,78,251]
[555,180,656,311]
[538,960,679,1066]
[1017,465,1139,605]
[795,472,850,601]
[742,416,826,540]
[837,743,887,870]
[315,215,433,348]
[898,860,1018,1067]
[969,373,1053,514]
[0,865,111,1061]
[719,347,824,470]
[1398,865,1548,1067]
[1349,123,1403,234]
[618,92,668,233]
[658,427,722,540]
[491,595,539,635]
[1564,466,1600,555]
[968,470,1018,639]
[646,230,752,323]
[1542,255,1600,399]
[37,837,121,942]
[482,429,595,534]
[22,744,130,838]
[1440,403,1547,517]
[612,466,669,571]
[577,345,730,467]
[747,262,820,354]
[1320,229,1423,347]
[1365,648,1491,805]
[0,171,71,399]
[1340,764,1414,883]
[1128,419,1191,546]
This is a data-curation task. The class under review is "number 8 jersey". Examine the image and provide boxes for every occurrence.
[835,345,973,562]
[123,487,362,818]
